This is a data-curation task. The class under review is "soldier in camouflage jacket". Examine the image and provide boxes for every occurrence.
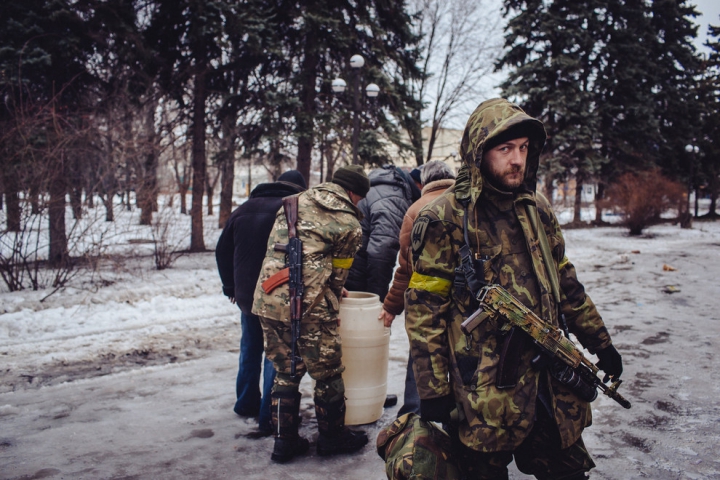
[252,166,371,463]
[404,99,624,479]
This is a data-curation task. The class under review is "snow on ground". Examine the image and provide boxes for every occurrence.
[1,207,720,479]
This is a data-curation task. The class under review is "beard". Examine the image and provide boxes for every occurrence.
[481,163,526,192]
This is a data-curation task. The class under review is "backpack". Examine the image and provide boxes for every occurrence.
[376,413,460,480]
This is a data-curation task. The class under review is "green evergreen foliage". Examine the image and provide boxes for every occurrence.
[698,20,720,216]
[498,0,706,218]
[499,0,604,203]
[0,0,94,106]
[0,0,96,262]
[273,0,422,178]
[0,0,425,264]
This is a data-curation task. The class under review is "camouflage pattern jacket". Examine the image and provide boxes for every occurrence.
[405,99,614,452]
[252,182,363,322]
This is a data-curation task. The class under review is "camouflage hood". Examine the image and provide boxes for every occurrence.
[456,98,547,204]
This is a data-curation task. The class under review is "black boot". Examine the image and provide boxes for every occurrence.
[315,398,368,456]
[270,392,309,463]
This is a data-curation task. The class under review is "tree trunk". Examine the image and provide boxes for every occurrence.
[325,144,338,183]
[139,106,158,226]
[594,182,605,224]
[543,174,555,205]
[573,178,583,224]
[408,113,424,167]
[29,182,40,214]
[125,163,132,211]
[247,160,252,196]
[425,120,440,163]
[218,125,235,228]
[218,159,233,228]
[138,152,154,225]
[319,136,325,183]
[190,65,208,252]
[102,193,115,222]
[70,186,82,220]
[180,183,189,214]
[294,30,319,185]
[2,166,21,232]
[206,184,214,216]
[48,154,68,266]
[708,169,718,216]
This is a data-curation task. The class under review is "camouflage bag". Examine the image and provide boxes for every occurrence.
[376,413,460,480]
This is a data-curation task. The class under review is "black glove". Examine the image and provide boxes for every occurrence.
[420,395,454,423]
[596,345,623,382]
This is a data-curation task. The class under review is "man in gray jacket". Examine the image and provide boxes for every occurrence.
[345,165,420,300]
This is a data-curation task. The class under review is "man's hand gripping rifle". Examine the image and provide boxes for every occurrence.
[461,285,631,409]
[273,196,303,377]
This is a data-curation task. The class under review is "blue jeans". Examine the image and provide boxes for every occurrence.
[234,311,276,430]
[397,354,420,417]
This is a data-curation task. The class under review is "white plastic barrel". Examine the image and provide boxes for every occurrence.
[338,291,390,425]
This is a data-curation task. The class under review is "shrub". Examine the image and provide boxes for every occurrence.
[604,170,685,235]
[150,195,188,270]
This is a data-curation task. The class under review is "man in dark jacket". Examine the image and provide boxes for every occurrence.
[345,165,420,301]
[215,170,307,435]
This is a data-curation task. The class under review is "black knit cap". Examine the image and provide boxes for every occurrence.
[483,122,544,153]
[331,165,370,197]
[277,169,307,190]
[409,168,422,185]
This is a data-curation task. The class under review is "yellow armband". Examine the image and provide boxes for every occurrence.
[408,272,452,297]
[559,255,569,271]
[332,257,354,269]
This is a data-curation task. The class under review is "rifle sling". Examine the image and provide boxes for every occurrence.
[283,195,300,239]
[525,204,561,305]
[458,199,528,389]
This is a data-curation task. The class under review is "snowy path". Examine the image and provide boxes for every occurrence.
[1,222,720,479]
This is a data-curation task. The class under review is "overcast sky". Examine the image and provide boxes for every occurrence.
[691,0,719,52]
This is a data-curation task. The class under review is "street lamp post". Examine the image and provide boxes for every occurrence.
[332,54,380,165]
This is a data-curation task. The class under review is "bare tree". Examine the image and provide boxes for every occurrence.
[172,152,192,215]
[410,0,504,163]
[150,194,189,270]
[158,102,193,215]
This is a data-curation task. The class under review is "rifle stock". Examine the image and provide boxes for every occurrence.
[462,285,631,409]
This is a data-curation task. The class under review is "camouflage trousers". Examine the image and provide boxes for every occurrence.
[455,404,595,480]
[260,315,346,403]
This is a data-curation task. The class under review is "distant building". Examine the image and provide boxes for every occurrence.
[392,127,463,174]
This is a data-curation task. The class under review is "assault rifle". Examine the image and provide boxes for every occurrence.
[273,196,303,377]
[461,284,631,409]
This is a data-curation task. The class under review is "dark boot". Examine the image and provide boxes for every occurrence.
[315,398,368,456]
[270,392,309,463]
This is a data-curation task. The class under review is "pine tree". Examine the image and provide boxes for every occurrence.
[499,0,703,223]
[699,20,720,217]
[144,0,230,251]
[498,0,605,223]
[275,0,422,181]
[0,0,95,264]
